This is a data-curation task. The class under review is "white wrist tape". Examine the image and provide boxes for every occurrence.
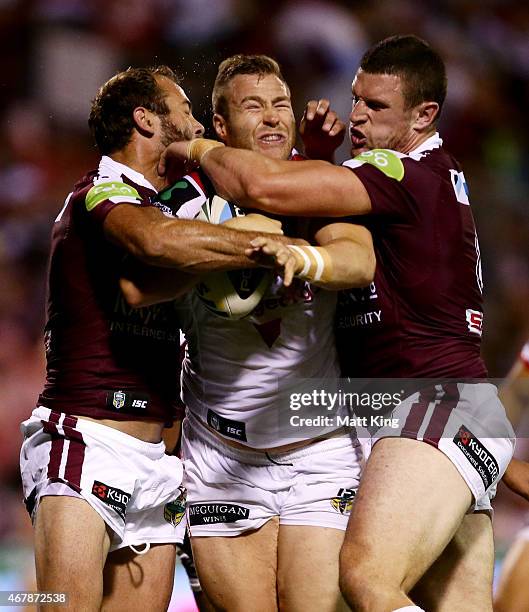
[187,138,225,166]
[288,245,332,283]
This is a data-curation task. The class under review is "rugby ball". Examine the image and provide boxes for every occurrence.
[194,196,272,319]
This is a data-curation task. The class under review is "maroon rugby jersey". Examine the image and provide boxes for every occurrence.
[336,134,487,378]
[38,156,181,424]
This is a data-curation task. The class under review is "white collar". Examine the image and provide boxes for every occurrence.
[99,155,157,192]
[407,132,443,161]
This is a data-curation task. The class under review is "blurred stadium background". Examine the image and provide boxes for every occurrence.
[0,0,528,609]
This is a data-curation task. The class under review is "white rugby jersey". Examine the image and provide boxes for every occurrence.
[160,173,343,448]
[177,279,341,448]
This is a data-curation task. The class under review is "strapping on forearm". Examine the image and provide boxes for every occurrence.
[288,245,334,283]
[187,139,225,167]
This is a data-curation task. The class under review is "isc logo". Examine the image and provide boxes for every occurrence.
[132,399,147,409]
[227,426,242,436]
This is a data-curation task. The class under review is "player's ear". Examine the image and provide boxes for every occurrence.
[213,113,228,142]
[133,107,156,137]
[413,101,439,132]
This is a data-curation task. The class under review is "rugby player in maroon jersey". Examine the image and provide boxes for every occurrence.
[160,36,517,611]
[19,66,298,611]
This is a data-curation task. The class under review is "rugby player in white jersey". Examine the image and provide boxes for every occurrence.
[160,37,517,611]
[123,55,375,611]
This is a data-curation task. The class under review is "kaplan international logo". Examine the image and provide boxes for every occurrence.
[113,390,126,410]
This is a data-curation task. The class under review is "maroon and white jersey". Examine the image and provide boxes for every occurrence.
[337,134,487,378]
[38,156,181,424]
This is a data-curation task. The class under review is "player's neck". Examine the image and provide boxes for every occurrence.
[112,142,166,191]
[399,128,437,155]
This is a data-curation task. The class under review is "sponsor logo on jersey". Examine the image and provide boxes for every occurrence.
[164,486,187,527]
[453,425,499,489]
[85,181,141,211]
[450,170,470,205]
[353,149,405,181]
[250,280,314,320]
[188,503,250,526]
[106,391,150,412]
[339,282,378,305]
[465,309,483,336]
[207,409,247,442]
[91,480,131,521]
[330,488,356,514]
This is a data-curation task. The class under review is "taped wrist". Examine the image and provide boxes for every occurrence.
[187,138,225,167]
[288,245,333,283]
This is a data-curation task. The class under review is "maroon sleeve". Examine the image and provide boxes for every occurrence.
[83,177,152,226]
[344,158,439,222]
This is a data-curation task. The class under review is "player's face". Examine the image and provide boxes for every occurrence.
[349,70,417,157]
[215,74,296,160]
[156,77,204,147]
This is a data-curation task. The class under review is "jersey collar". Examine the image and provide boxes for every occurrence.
[100,155,157,192]
[408,132,443,161]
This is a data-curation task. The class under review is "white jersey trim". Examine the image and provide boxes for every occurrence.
[97,156,157,192]
[342,132,443,170]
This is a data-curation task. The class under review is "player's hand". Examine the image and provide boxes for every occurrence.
[502,457,529,503]
[246,237,300,287]
[158,140,194,182]
[300,99,345,161]
[222,213,283,235]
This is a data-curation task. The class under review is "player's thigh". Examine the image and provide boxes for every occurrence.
[411,511,494,612]
[102,543,177,611]
[191,516,280,612]
[340,437,473,591]
[494,535,529,612]
[34,495,110,611]
[277,525,348,612]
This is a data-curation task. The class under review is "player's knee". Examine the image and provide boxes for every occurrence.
[339,554,372,608]
[339,556,398,611]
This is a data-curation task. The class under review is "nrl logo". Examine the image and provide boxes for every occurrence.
[331,488,356,514]
[112,390,126,409]
[164,486,187,527]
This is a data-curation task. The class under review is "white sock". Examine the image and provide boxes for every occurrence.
[392,607,425,612]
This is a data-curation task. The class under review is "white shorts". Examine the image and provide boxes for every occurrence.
[20,407,186,552]
[182,411,364,536]
[372,382,515,511]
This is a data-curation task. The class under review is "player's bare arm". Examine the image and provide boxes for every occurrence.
[248,222,375,290]
[117,209,304,307]
[158,139,372,217]
[103,202,288,272]
[300,99,346,162]
[312,222,375,288]
[119,263,197,308]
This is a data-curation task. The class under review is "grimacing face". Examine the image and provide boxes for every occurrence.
[157,76,204,147]
[349,69,419,157]
[214,73,296,160]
